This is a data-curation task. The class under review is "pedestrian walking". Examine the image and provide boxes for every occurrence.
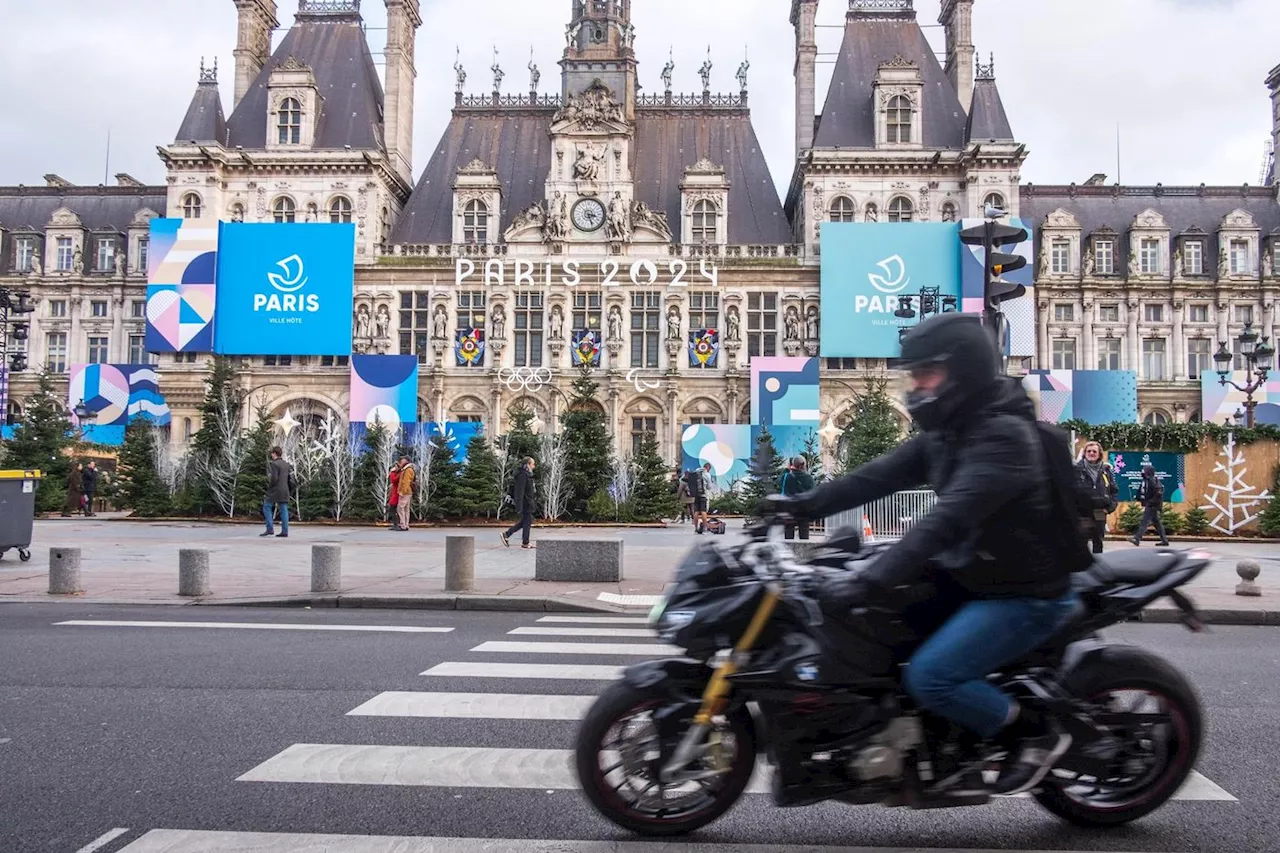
[1074,441,1117,554]
[396,456,416,532]
[63,463,84,517]
[780,456,816,540]
[387,460,403,531]
[687,463,711,534]
[261,446,292,538]
[501,456,537,549]
[1131,463,1169,546]
[81,461,99,517]
[676,471,693,523]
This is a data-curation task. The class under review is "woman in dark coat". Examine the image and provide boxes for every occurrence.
[1075,441,1118,554]
[63,463,84,517]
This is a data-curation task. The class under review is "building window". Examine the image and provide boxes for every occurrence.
[1142,338,1167,381]
[630,416,658,456]
[1235,305,1255,325]
[273,197,296,223]
[513,292,544,368]
[1097,337,1122,371]
[131,300,146,319]
[1187,338,1211,379]
[172,352,198,364]
[329,197,353,224]
[1143,303,1164,323]
[278,97,302,145]
[630,291,661,369]
[262,355,293,367]
[87,336,109,364]
[1233,339,1249,370]
[1139,238,1161,275]
[829,197,856,223]
[691,200,718,243]
[1229,240,1250,275]
[747,292,778,358]
[887,197,914,223]
[398,291,433,364]
[1143,412,1169,426]
[1184,240,1203,275]
[46,332,68,373]
[1095,240,1114,275]
[825,358,859,371]
[886,95,912,143]
[90,300,109,318]
[572,291,602,335]
[320,355,350,367]
[128,335,150,365]
[984,193,1006,212]
[1051,339,1077,370]
[463,200,489,244]
[1099,304,1120,323]
[56,237,74,271]
[96,238,115,271]
[182,193,202,219]
[137,237,149,273]
[1051,240,1071,274]
[1053,303,1074,322]
[688,416,717,426]
[1190,304,1209,323]
[940,202,957,223]
[15,236,36,272]
[49,299,67,318]
[688,291,720,370]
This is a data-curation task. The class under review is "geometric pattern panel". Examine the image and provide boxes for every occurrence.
[680,423,819,491]
[751,357,820,426]
[350,355,420,430]
[67,363,171,445]
[1201,370,1280,426]
[1023,370,1137,425]
[145,218,219,353]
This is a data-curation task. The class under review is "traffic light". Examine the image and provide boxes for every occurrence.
[988,251,1027,304]
[959,219,1029,372]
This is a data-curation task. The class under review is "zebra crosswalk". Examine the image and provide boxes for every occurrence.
[109,612,1237,852]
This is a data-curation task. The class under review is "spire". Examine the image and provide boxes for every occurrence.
[966,52,1014,143]
[176,59,228,144]
[976,51,995,81]
[561,0,636,115]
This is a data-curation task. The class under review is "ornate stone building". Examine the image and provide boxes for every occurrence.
[2,0,1278,455]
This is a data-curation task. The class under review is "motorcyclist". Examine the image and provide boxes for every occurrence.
[769,313,1079,796]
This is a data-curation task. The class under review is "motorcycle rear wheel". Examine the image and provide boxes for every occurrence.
[574,680,757,836]
[1034,646,1202,827]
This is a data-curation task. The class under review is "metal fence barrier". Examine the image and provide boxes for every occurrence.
[826,490,938,542]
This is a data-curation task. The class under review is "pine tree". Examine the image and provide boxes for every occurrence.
[1258,465,1280,537]
[561,367,612,518]
[457,432,502,518]
[116,418,171,517]
[349,421,391,521]
[838,376,902,474]
[497,405,542,518]
[4,369,75,513]
[800,429,825,483]
[741,426,786,511]
[235,406,274,518]
[630,432,680,522]
[425,435,463,520]
[189,356,245,515]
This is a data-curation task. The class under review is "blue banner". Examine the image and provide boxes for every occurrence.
[819,223,961,358]
[213,222,355,356]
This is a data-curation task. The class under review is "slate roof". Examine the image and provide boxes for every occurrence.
[224,6,384,152]
[1020,185,1280,262]
[391,108,790,246]
[175,78,228,145]
[813,10,968,150]
[0,186,167,275]
[966,78,1014,143]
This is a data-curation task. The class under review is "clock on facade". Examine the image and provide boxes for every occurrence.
[571,198,606,232]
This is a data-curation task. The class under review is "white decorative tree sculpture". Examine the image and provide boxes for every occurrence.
[1202,433,1271,535]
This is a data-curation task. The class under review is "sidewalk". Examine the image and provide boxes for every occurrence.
[1,517,1277,623]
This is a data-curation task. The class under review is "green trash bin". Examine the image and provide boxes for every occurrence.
[0,469,42,562]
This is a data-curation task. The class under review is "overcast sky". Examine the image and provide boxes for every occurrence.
[1,0,1274,195]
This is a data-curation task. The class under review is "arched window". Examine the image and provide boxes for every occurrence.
[887,95,912,144]
[277,97,302,145]
[273,197,296,224]
[692,200,719,243]
[182,417,193,442]
[888,196,914,223]
[329,196,353,224]
[181,193,202,219]
[463,199,488,244]
[940,201,958,223]
[984,193,1006,213]
[1143,411,1170,426]
[228,202,245,222]
[829,197,856,223]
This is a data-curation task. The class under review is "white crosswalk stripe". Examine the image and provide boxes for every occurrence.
[471,640,679,655]
[421,661,624,680]
[536,616,651,625]
[347,691,594,720]
[508,626,656,638]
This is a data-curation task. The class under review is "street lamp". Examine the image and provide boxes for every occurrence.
[1215,321,1273,427]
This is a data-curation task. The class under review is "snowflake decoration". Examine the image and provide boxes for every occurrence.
[1201,433,1272,535]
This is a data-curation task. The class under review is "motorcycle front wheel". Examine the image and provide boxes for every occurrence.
[574,680,757,836]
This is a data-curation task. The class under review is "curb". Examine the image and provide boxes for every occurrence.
[1135,607,1280,626]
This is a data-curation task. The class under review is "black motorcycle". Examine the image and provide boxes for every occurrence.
[574,513,1211,836]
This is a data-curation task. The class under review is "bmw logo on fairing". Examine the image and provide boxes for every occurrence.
[795,662,819,682]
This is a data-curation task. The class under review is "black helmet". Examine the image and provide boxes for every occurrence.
[899,314,998,430]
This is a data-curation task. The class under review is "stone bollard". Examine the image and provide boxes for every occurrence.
[178,549,211,597]
[445,535,475,592]
[1236,559,1262,597]
[48,547,83,595]
[311,544,342,593]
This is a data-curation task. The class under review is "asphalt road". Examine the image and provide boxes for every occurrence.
[1,602,1277,853]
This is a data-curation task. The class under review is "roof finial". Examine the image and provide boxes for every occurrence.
[736,47,750,93]
[199,56,218,84]
[528,47,540,93]
[454,47,466,95]
[975,50,996,81]
[661,47,674,95]
[699,46,713,93]
[491,46,504,93]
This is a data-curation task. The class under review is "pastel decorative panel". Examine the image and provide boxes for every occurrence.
[751,357,820,426]
[349,355,419,430]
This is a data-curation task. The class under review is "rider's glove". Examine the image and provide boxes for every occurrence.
[816,570,883,611]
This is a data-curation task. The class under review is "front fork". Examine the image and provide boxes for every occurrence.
[659,583,781,782]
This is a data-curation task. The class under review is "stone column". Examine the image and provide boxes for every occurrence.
[1127,300,1140,376]
[666,386,680,465]
[1036,299,1049,370]
[1172,300,1185,380]
[1081,300,1095,371]
[110,294,125,362]
[68,295,83,367]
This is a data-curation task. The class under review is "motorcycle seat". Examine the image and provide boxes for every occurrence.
[1090,549,1181,585]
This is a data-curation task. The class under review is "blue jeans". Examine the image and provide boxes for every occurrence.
[264,500,289,534]
[903,591,1078,738]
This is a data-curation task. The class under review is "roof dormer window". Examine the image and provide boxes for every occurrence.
[278,98,302,145]
[887,96,912,144]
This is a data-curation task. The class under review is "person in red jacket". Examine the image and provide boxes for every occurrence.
[387,461,403,531]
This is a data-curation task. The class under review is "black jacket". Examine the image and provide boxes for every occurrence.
[266,457,292,503]
[81,467,99,494]
[511,466,536,514]
[1075,460,1118,518]
[1136,475,1163,509]
[803,377,1070,600]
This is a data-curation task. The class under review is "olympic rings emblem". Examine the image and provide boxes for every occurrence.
[498,367,553,393]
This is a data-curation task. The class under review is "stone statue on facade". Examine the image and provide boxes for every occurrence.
[491,48,504,93]
[1038,241,1050,275]
[699,51,713,91]
[1173,245,1183,277]
[555,81,624,129]
[725,306,741,342]
[865,203,878,223]
[29,252,42,277]
[549,305,564,339]
[375,304,391,340]
[607,305,623,341]
[114,249,125,278]
[528,54,540,92]
[661,53,674,93]
[606,192,631,241]
[72,247,83,274]
[491,305,507,339]
[1082,246,1095,278]
[805,306,819,342]
[506,202,547,241]
[629,200,670,239]
[545,192,569,242]
[454,50,466,94]
[784,307,801,341]
[432,305,449,340]
[1127,249,1139,278]
[354,304,372,339]
[736,58,749,92]
[565,22,582,49]
[1219,246,1230,278]
[573,145,605,182]
[1264,250,1273,280]
[667,306,682,342]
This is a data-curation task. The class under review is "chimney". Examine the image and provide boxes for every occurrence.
[232,0,279,109]
[791,0,819,158]
[44,174,73,188]
[939,0,975,113]
[384,0,422,184]
[115,173,145,188]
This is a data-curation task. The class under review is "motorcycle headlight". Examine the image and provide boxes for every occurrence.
[656,610,697,641]
[647,596,669,628]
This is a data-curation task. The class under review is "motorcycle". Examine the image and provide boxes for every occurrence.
[574,511,1211,836]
